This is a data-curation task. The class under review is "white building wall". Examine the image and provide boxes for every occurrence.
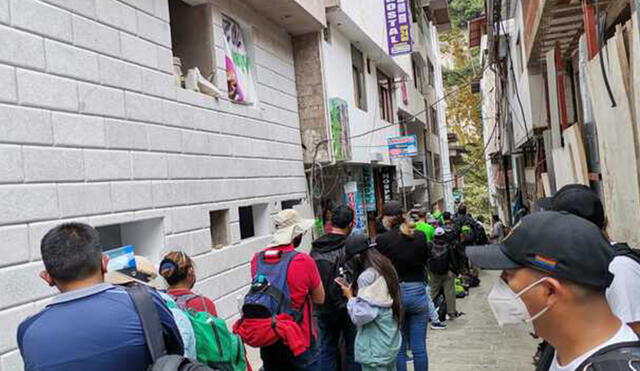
[322,26,400,165]
[0,0,309,367]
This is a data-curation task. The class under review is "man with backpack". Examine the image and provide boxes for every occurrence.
[310,205,360,371]
[235,209,324,370]
[533,184,640,370]
[468,212,640,371]
[18,223,185,371]
[429,227,460,321]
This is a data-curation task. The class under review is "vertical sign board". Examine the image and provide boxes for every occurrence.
[329,98,352,161]
[223,16,254,104]
[344,182,366,231]
[385,0,412,56]
[381,168,394,203]
[363,166,377,212]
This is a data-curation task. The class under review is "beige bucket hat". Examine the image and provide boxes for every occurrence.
[268,209,315,247]
[104,255,162,289]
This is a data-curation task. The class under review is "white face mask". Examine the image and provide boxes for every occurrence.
[487,277,550,334]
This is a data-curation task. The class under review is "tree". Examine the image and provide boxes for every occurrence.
[441,1,491,217]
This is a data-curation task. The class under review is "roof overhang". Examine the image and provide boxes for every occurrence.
[421,0,451,32]
[326,6,408,78]
[468,15,487,48]
[182,0,326,35]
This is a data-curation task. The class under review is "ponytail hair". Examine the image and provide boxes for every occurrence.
[159,251,194,286]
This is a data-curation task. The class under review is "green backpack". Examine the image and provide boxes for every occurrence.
[173,294,247,371]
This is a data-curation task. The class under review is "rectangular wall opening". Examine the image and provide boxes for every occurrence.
[169,1,215,83]
[239,204,269,240]
[209,209,229,249]
[96,218,164,261]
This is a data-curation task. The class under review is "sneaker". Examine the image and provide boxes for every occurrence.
[430,322,447,330]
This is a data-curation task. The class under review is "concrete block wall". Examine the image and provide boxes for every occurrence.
[0,0,309,367]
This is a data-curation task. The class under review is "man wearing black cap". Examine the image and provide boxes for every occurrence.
[467,212,640,371]
[539,184,640,334]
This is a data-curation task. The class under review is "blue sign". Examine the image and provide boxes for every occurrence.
[105,245,136,273]
[388,135,418,158]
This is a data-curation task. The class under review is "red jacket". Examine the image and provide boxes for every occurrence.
[233,313,309,356]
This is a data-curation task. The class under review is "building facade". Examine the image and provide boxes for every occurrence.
[476,0,640,245]
[0,0,325,367]
[295,0,453,235]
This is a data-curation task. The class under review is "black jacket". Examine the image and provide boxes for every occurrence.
[376,226,430,283]
[310,233,350,313]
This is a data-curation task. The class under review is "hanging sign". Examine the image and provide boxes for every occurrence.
[388,135,418,158]
[385,0,412,56]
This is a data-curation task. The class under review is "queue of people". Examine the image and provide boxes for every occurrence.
[15,183,640,371]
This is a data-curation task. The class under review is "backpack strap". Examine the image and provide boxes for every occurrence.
[613,243,640,265]
[126,285,167,362]
[577,341,640,371]
[172,293,200,311]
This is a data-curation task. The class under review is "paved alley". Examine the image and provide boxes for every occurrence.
[427,271,539,371]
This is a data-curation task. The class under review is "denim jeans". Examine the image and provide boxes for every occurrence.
[316,310,361,371]
[425,285,439,323]
[261,339,320,371]
[396,282,428,371]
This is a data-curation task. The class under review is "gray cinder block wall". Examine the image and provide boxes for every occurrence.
[0,0,309,368]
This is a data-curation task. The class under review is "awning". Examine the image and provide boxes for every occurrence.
[468,15,487,48]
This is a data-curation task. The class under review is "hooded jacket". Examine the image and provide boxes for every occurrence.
[310,233,350,313]
[347,268,401,367]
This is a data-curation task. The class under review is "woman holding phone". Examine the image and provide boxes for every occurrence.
[336,233,403,371]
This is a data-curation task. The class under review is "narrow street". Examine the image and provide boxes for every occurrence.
[428,271,539,371]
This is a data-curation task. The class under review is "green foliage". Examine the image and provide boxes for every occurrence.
[448,0,485,29]
[461,140,491,217]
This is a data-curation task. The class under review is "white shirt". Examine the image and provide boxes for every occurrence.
[606,255,640,324]
[549,324,639,371]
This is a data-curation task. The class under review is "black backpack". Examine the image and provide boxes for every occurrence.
[577,341,640,370]
[429,238,451,275]
[613,243,640,265]
[458,216,477,245]
[474,222,489,245]
[310,245,350,312]
[126,285,215,371]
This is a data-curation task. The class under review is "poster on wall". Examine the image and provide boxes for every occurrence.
[344,181,367,231]
[385,0,412,56]
[363,166,377,212]
[329,98,351,161]
[222,16,254,104]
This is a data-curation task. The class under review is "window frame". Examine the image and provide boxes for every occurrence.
[377,69,394,123]
[351,45,367,111]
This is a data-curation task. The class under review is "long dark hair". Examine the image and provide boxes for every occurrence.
[351,248,403,324]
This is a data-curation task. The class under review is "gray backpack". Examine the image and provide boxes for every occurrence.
[126,285,215,371]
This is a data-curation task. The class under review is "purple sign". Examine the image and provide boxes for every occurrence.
[385,0,412,56]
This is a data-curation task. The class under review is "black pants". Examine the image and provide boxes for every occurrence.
[261,340,319,371]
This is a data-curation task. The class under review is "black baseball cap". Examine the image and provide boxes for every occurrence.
[345,232,375,257]
[537,184,605,229]
[382,200,403,217]
[467,211,614,289]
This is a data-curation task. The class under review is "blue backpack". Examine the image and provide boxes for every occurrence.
[241,250,305,322]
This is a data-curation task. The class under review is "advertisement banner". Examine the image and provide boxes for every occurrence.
[222,16,254,104]
[344,181,366,231]
[363,166,377,212]
[329,97,352,161]
[388,135,418,158]
[385,0,412,56]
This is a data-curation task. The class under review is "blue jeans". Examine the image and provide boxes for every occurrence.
[316,310,360,371]
[396,282,428,371]
[261,339,319,371]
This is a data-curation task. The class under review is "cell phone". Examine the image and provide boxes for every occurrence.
[334,277,350,287]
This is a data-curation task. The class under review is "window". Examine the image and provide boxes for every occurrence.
[209,209,229,249]
[222,15,256,104]
[430,107,439,136]
[281,199,302,210]
[427,59,435,87]
[96,218,164,259]
[239,204,269,240]
[412,55,425,93]
[169,1,215,86]
[351,45,367,110]
[377,69,394,123]
[434,153,442,180]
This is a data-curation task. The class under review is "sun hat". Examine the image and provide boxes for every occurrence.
[268,209,315,247]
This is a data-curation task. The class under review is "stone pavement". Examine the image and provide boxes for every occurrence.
[426,270,539,371]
